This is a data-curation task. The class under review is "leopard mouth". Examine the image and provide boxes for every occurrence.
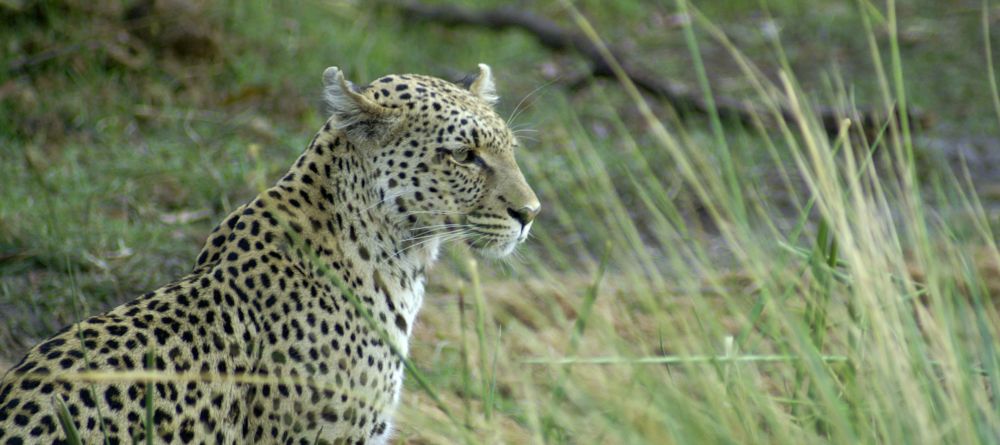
[464,225,525,258]
[467,238,518,258]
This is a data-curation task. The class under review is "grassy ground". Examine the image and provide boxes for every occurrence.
[2,0,1000,443]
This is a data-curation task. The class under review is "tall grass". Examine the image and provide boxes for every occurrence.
[396,2,1000,444]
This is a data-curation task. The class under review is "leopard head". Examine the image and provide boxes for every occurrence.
[322,64,539,258]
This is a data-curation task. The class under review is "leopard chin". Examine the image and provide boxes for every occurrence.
[469,241,517,259]
[465,227,527,259]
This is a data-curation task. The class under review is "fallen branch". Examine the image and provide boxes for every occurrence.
[393,1,928,137]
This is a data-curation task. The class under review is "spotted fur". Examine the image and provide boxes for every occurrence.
[0,64,539,445]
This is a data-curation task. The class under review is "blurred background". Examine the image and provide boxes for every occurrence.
[2,1,999,443]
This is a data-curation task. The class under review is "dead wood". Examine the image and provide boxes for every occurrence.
[393,1,929,137]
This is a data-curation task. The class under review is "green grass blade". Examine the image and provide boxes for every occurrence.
[145,349,155,445]
[52,395,84,445]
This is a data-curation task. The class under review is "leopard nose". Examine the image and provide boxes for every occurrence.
[507,204,540,226]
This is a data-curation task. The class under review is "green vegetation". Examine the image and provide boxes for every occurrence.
[2,0,999,443]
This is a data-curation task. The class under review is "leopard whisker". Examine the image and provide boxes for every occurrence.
[402,225,472,243]
[402,210,467,217]
[507,77,559,127]
[392,229,473,259]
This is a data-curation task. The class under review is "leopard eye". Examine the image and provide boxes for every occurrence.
[449,148,477,165]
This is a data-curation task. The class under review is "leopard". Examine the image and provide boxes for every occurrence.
[0,63,539,445]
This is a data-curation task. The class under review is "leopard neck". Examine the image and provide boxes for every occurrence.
[260,121,437,325]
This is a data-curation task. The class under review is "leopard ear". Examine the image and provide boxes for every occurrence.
[467,63,498,106]
[322,67,401,144]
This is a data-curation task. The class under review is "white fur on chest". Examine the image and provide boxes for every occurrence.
[384,273,425,355]
[373,273,424,445]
